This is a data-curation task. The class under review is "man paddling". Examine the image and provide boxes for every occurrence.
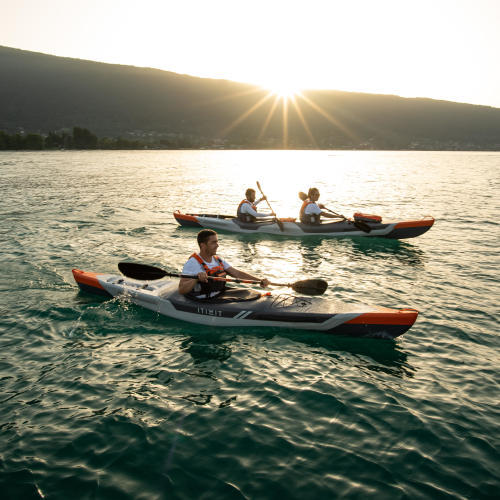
[178,229,270,299]
[237,188,275,223]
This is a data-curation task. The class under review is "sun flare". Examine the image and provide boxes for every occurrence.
[266,85,300,99]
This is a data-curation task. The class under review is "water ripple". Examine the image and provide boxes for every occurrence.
[1,150,499,498]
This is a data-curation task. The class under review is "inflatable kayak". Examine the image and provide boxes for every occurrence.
[173,211,434,239]
[72,269,418,339]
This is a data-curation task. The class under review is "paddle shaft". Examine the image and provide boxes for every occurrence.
[323,206,371,232]
[323,206,347,219]
[166,271,291,287]
[118,262,328,295]
[256,181,284,231]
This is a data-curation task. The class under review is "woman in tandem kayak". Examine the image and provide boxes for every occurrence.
[299,188,339,224]
[178,229,271,299]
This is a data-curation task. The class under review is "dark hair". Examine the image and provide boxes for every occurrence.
[245,188,255,198]
[197,229,217,246]
[308,187,319,198]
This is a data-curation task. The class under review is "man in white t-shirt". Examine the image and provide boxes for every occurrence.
[237,188,275,223]
[178,229,270,299]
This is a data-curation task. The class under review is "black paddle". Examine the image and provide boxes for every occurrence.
[298,191,371,233]
[256,181,284,231]
[118,262,328,296]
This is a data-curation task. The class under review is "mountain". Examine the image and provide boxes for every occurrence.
[1,45,500,149]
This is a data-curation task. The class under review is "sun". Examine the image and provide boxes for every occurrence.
[264,84,300,99]
[274,88,297,99]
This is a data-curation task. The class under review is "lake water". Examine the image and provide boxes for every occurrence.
[1,150,499,499]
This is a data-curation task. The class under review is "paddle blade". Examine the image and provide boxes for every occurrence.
[118,262,167,280]
[275,218,285,231]
[291,279,328,296]
[353,220,372,233]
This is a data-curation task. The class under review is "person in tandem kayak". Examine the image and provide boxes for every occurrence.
[237,188,275,223]
[299,188,339,224]
[178,229,270,299]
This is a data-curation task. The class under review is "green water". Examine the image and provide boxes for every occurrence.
[1,150,499,499]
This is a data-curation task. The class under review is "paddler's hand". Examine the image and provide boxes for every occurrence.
[197,272,208,283]
[260,278,270,288]
[318,203,325,209]
[259,195,267,202]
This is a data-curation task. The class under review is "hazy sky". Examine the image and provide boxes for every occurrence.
[2,0,499,107]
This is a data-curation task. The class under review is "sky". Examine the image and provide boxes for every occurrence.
[1,0,500,108]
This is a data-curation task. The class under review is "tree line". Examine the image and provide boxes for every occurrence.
[0,127,173,150]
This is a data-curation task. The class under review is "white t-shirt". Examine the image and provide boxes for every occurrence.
[182,254,231,297]
[304,202,322,215]
[182,255,231,275]
[240,199,269,218]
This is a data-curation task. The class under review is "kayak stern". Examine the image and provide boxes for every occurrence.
[173,211,202,228]
[72,269,113,297]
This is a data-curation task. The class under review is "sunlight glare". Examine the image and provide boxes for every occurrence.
[265,84,299,99]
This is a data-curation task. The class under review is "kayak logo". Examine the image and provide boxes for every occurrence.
[196,306,222,317]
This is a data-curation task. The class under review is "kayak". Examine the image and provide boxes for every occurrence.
[72,269,418,339]
[173,211,434,239]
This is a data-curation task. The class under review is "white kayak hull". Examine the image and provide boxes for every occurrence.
[173,212,434,239]
[73,269,419,339]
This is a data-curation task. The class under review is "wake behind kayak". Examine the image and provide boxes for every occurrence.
[72,269,418,339]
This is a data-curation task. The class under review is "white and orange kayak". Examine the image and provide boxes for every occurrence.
[174,211,434,239]
[72,269,419,339]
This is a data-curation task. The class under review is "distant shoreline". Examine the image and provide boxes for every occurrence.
[2,147,499,152]
[3,127,499,152]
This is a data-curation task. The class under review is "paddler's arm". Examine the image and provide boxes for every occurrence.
[317,203,342,219]
[226,267,270,288]
[242,204,275,218]
[178,272,208,295]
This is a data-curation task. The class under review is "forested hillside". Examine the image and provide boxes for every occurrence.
[1,46,499,149]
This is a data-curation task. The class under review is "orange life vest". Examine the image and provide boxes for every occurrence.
[237,199,258,223]
[187,253,226,298]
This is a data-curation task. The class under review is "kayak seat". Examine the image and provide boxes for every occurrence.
[191,288,261,304]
